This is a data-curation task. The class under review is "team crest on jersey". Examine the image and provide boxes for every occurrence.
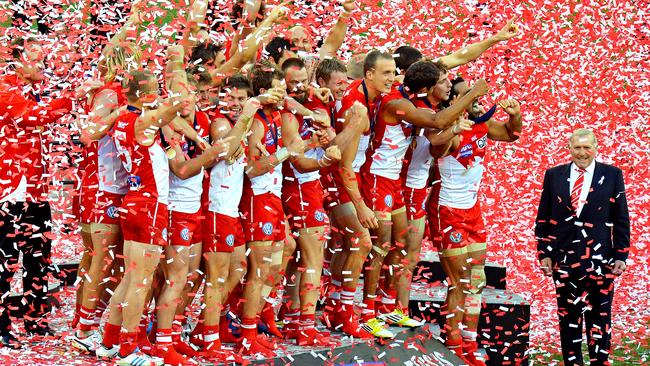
[384,194,393,208]
[314,210,326,222]
[449,231,463,243]
[225,234,235,247]
[476,135,487,149]
[262,222,274,236]
[264,130,275,146]
[106,206,119,219]
[458,144,473,158]
[180,228,190,241]
[127,175,141,189]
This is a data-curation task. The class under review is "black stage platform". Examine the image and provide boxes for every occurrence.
[10,256,529,365]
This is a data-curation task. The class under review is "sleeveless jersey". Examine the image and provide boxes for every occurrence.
[437,123,489,209]
[81,81,129,194]
[113,106,170,203]
[167,111,211,213]
[281,98,329,184]
[335,79,376,172]
[402,97,436,189]
[209,112,247,217]
[362,85,413,180]
[247,110,283,197]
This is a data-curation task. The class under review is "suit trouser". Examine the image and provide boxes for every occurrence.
[553,267,614,366]
[0,201,52,334]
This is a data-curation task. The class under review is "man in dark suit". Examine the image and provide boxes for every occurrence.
[535,128,630,366]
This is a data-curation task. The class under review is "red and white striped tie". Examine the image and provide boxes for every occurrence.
[571,168,586,210]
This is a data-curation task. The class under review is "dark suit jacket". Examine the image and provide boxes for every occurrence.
[535,162,630,273]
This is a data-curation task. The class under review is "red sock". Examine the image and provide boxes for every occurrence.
[299,313,316,330]
[203,325,221,352]
[102,323,121,348]
[155,328,173,347]
[379,288,397,314]
[118,331,138,357]
[361,298,376,322]
[240,317,257,341]
[78,305,96,332]
[340,286,356,321]
[71,302,81,328]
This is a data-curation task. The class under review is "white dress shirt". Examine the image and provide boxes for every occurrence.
[569,160,595,217]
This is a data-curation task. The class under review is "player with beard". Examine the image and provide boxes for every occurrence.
[237,61,304,357]
[273,58,341,346]
[427,76,521,365]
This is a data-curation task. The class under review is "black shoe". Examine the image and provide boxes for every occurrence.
[1,333,22,349]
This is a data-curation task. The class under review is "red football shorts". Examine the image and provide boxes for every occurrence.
[77,187,123,226]
[120,196,169,246]
[168,209,202,246]
[361,174,405,213]
[404,186,429,221]
[282,180,329,230]
[203,211,246,253]
[240,191,286,242]
[433,202,486,251]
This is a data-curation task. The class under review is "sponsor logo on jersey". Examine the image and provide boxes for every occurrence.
[226,234,235,246]
[458,144,473,158]
[449,231,463,243]
[314,210,326,222]
[106,206,119,219]
[476,135,487,149]
[384,194,393,208]
[180,227,190,241]
[262,222,274,236]
[127,175,141,189]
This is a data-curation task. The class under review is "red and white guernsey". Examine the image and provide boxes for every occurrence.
[362,85,414,180]
[335,79,376,172]
[81,82,129,195]
[208,113,246,217]
[437,123,489,209]
[167,111,211,213]
[247,110,283,197]
[402,98,436,189]
[282,98,328,184]
[113,106,170,203]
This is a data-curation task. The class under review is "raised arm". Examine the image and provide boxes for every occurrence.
[213,4,288,81]
[387,80,487,130]
[438,18,519,70]
[486,99,522,142]
[318,0,355,59]
[135,96,189,146]
[212,98,261,160]
[180,0,210,56]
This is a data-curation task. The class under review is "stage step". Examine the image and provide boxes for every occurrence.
[408,282,530,366]
[414,251,508,290]
[198,323,465,366]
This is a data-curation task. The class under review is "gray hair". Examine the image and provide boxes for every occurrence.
[569,128,598,148]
